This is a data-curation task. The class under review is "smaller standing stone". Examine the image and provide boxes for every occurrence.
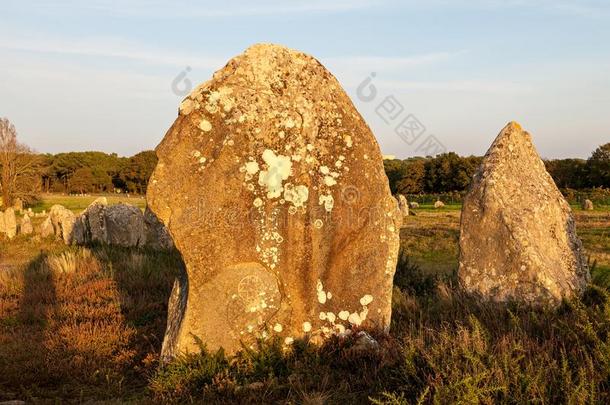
[434,200,445,209]
[459,122,590,305]
[20,213,33,235]
[40,217,54,237]
[395,194,409,221]
[48,205,77,244]
[72,197,108,245]
[409,201,419,209]
[105,204,146,247]
[582,199,594,211]
[144,207,174,250]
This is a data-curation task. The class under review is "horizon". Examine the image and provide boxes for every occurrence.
[1,1,609,159]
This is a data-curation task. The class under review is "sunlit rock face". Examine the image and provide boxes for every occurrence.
[147,43,401,359]
[459,122,590,306]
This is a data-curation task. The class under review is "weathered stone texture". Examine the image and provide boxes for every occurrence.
[148,43,401,357]
[459,122,590,305]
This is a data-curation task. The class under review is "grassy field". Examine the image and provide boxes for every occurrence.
[30,193,147,214]
[0,195,609,403]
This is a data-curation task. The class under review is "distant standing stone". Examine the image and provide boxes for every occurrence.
[582,199,594,211]
[395,194,409,221]
[409,201,419,209]
[105,204,146,247]
[20,213,33,235]
[144,207,174,250]
[39,216,54,238]
[48,205,76,245]
[72,197,109,245]
[459,122,590,305]
[3,208,17,239]
[434,200,445,209]
[148,43,401,359]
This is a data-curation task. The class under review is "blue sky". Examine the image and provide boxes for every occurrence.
[1,0,609,158]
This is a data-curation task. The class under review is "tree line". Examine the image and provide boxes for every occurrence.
[1,117,608,208]
[384,144,610,195]
[39,150,157,195]
[0,118,157,207]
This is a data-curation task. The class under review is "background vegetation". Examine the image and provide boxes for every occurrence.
[1,117,608,209]
[384,144,610,201]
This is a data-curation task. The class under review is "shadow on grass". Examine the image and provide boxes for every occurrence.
[0,243,182,402]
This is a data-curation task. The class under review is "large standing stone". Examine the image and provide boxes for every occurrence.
[582,199,594,211]
[459,122,590,305]
[148,43,400,358]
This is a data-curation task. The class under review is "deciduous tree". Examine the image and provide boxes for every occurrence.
[0,118,42,207]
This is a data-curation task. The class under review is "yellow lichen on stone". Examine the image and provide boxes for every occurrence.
[199,119,212,132]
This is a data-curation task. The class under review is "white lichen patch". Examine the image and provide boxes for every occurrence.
[316,279,327,304]
[199,119,212,132]
[284,337,294,345]
[245,161,260,175]
[303,322,312,332]
[205,86,235,114]
[360,294,374,306]
[324,176,337,187]
[273,323,283,332]
[319,194,334,212]
[348,312,362,326]
[338,311,350,321]
[283,183,309,208]
[253,198,263,208]
[345,135,353,148]
[314,219,324,229]
[180,99,197,115]
[258,149,292,198]
[319,166,330,175]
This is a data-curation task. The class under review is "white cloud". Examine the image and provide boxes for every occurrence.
[371,78,533,94]
[0,36,227,69]
[324,51,463,72]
